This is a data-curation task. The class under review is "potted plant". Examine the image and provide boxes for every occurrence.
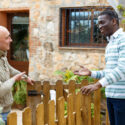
[12,80,27,110]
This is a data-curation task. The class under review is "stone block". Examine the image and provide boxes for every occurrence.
[43,42,53,51]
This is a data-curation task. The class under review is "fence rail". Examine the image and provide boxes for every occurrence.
[7,80,110,125]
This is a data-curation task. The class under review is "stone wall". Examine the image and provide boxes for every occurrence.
[0,0,110,82]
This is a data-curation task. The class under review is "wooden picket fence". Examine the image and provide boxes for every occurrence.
[7,80,110,125]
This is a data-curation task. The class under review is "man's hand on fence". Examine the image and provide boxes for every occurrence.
[81,82,102,95]
[74,66,91,76]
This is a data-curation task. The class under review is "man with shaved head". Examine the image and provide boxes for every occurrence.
[0,26,33,125]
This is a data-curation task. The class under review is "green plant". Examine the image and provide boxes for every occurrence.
[12,80,27,105]
[54,70,94,84]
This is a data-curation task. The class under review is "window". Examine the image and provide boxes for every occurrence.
[8,13,29,61]
[59,7,113,48]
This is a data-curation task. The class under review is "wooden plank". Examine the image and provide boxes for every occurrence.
[27,82,42,125]
[76,92,82,125]
[94,89,101,125]
[56,80,63,119]
[36,103,44,125]
[43,81,50,124]
[67,94,74,125]
[63,89,68,101]
[81,79,91,125]
[48,100,56,125]
[106,107,110,125]
[41,82,83,90]
[23,107,32,125]
[58,97,65,125]
[69,80,76,94]
[7,112,17,125]
[69,80,76,112]
[56,80,63,100]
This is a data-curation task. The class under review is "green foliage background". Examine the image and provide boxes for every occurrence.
[117,5,125,24]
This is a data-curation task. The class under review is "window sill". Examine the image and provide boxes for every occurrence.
[58,47,105,51]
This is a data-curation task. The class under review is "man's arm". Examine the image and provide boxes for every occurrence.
[74,66,105,79]
[0,72,25,97]
[91,70,105,79]
[7,62,21,77]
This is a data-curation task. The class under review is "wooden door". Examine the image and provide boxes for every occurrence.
[7,13,29,74]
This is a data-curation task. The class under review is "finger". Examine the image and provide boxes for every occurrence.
[74,72,79,75]
[81,87,86,94]
[86,89,93,95]
[29,82,34,85]
[79,65,84,69]
[82,87,89,95]
[74,70,79,72]
[20,72,26,76]
[74,72,80,75]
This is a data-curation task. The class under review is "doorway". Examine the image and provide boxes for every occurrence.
[7,12,29,74]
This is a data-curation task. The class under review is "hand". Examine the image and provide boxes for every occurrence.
[74,66,91,76]
[24,77,34,85]
[13,72,26,81]
[81,82,102,95]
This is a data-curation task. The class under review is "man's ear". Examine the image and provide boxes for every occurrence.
[112,18,117,26]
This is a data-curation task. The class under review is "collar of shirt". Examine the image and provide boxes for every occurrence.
[107,28,123,42]
[0,50,7,58]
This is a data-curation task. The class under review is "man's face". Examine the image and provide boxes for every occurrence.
[0,29,12,51]
[98,15,114,37]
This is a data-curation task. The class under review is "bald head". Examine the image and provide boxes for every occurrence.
[0,26,12,51]
[0,26,8,36]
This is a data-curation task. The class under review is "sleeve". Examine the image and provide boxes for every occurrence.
[6,58,28,78]
[8,64,21,77]
[91,70,105,79]
[99,40,125,87]
[0,78,15,97]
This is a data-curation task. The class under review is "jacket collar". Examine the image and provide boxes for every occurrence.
[0,50,7,57]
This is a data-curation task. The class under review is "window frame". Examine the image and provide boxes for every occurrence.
[59,6,113,48]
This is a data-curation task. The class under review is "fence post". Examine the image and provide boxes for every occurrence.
[56,80,63,119]
[43,81,50,124]
[76,92,82,125]
[106,107,110,125]
[48,100,55,125]
[67,94,74,125]
[7,112,17,125]
[81,79,91,125]
[27,82,42,125]
[23,107,32,125]
[94,89,101,125]
[58,97,65,125]
[69,80,76,112]
[36,103,44,125]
